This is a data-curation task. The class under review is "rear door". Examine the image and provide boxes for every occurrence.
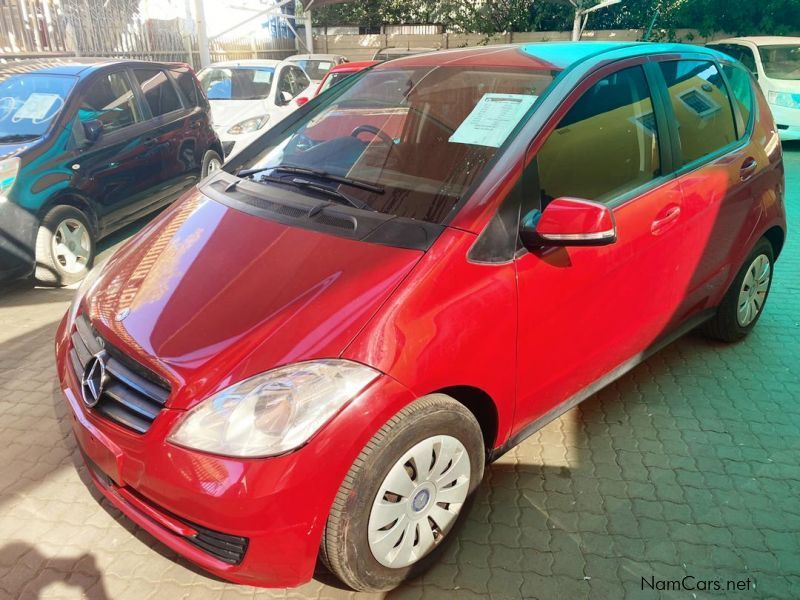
[513,61,687,431]
[131,67,197,205]
[653,57,762,320]
[68,69,162,229]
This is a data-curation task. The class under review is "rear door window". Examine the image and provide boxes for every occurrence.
[78,71,141,133]
[658,60,737,165]
[536,65,661,205]
[171,68,206,109]
[133,68,183,117]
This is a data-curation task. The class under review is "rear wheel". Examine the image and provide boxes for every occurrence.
[703,237,774,342]
[34,205,95,286]
[201,150,223,178]
[322,394,485,592]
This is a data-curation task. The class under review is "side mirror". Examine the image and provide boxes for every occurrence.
[520,197,617,250]
[295,96,309,107]
[82,119,103,145]
[279,90,293,105]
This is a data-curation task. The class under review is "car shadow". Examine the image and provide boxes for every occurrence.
[0,542,109,599]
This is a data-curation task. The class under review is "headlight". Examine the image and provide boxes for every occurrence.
[768,91,800,110]
[0,157,20,201]
[168,360,380,457]
[227,115,270,135]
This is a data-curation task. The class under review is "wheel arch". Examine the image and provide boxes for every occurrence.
[433,385,499,453]
[38,191,100,237]
[763,225,785,259]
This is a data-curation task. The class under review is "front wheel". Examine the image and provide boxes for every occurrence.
[703,237,774,343]
[201,150,223,178]
[34,205,95,286]
[322,394,485,592]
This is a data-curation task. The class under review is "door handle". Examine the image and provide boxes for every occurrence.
[740,157,758,181]
[651,204,681,235]
[143,137,156,147]
[189,120,201,129]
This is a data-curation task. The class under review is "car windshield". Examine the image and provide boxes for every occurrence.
[236,65,556,224]
[198,67,274,100]
[758,44,800,80]
[0,72,76,140]
[291,60,334,81]
[318,71,358,94]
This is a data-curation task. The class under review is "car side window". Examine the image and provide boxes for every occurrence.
[133,68,183,117]
[171,68,205,109]
[658,60,737,165]
[276,67,293,101]
[291,67,310,94]
[78,72,141,133]
[736,46,758,74]
[536,65,660,206]
[721,63,753,138]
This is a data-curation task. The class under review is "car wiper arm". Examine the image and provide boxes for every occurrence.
[0,134,39,142]
[274,165,385,194]
[239,171,373,211]
[238,164,385,194]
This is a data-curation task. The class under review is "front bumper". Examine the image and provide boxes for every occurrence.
[55,313,416,588]
[0,198,38,281]
[769,104,800,141]
[215,128,265,161]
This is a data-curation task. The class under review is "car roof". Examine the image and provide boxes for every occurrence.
[373,42,722,71]
[329,60,380,73]
[711,36,800,46]
[0,57,183,77]
[207,59,281,69]
[286,54,344,61]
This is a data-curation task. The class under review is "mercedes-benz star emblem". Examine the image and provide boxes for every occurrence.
[81,351,108,408]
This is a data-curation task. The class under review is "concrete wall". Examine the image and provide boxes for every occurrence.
[312,29,735,61]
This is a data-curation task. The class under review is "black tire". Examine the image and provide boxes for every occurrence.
[321,394,485,592]
[201,150,223,178]
[703,237,774,343]
[34,205,95,286]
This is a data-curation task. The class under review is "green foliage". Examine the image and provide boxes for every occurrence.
[311,0,800,36]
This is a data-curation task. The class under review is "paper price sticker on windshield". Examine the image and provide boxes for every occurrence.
[14,93,60,121]
[449,93,536,148]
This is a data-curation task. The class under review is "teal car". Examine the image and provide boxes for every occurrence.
[0,59,223,285]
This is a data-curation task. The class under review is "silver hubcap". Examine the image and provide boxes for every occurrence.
[368,435,471,568]
[737,254,770,327]
[207,158,222,174]
[52,218,90,274]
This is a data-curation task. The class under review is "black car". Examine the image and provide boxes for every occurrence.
[0,58,223,286]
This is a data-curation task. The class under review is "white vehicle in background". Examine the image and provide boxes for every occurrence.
[708,37,800,141]
[197,59,313,159]
[283,54,348,87]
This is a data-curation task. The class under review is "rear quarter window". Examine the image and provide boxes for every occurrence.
[721,63,753,138]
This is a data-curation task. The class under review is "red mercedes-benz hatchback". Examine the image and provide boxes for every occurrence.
[56,42,786,591]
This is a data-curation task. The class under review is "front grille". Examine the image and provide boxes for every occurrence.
[69,314,170,434]
[185,522,249,565]
[221,140,235,157]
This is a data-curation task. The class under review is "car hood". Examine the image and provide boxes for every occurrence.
[209,99,272,128]
[85,188,423,409]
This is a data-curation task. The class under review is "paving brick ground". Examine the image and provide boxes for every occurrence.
[1,144,798,600]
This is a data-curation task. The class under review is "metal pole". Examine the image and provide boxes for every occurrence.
[194,0,211,67]
[643,9,660,42]
[304,9,313,54]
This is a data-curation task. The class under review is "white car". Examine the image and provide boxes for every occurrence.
[708,37,800,141]
[197,59,314,159]
[283,54,348,87]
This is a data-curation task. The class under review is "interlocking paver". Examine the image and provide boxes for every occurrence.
[1,144,799,599]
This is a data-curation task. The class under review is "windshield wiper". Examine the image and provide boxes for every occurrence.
[238,164,385,194]
[0,134,39,142]
[239,171,374,211]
